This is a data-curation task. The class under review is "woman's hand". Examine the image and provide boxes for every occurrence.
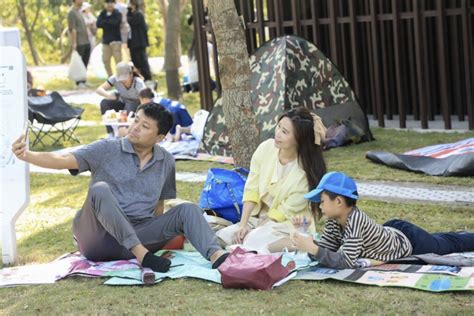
[291,215,311,229]
[291,232,318,255]
[233,225,250,244]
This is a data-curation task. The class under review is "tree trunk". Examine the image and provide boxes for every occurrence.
[164,0,182,100]
[207,0,259,168]
[24,30,40,65]
[156,0,168,26]
[16,0,41,65]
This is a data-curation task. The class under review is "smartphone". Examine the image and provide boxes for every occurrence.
[22,121,30,142]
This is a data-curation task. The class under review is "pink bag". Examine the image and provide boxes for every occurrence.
[218,247,295,290]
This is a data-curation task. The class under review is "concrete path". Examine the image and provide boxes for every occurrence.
[29,56,188,87]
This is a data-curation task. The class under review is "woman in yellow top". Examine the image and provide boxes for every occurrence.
[216,107,327,253]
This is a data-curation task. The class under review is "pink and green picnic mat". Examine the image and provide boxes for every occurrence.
[2,250,473,292]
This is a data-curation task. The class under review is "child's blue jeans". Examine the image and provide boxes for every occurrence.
[383,219,474,255]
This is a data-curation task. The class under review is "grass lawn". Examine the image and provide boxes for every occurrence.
[36,66,474,185]
[42,77,105,92]
[5,72,471,313]
[1,172,473,314]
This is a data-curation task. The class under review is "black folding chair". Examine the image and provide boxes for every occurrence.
[28,92,84,147]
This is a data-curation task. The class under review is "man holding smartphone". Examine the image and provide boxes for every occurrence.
[12,102,229,272]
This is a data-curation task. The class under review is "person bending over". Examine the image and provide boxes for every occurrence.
[96,61,145,136]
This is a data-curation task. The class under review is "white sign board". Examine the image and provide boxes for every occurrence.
[0,46,29,264]
[0,28,21,48]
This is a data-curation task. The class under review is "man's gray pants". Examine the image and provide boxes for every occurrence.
[73,182,222,261]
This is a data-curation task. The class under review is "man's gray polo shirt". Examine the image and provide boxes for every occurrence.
[70,137,176,223]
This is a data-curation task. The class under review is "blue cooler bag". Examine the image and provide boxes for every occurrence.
[199,168,249,223]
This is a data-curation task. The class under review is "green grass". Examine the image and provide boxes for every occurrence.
[325,128,474,186]
[28,98,474,186]
[41,76,104,91]
[30,125,106,152]
[153,72,204,117]
[12,73,473,314]
[174,128,474,185]
[72,103,102,123]
[0,172,473,314]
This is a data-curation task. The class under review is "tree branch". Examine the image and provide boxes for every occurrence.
[16,0,30,33]
[30,1,42,32]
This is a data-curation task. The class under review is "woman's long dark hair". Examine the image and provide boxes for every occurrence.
[131,66,143,79]
[278,107,327,220]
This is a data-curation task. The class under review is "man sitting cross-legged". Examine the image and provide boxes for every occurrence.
[12,102,228,272]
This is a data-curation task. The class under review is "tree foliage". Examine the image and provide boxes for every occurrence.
[1,0,194,66]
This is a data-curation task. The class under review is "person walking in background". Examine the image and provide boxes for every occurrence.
[68,0,91,89]
[183,15,216,93]
[115,0,131,59]
[97,0,123,77]
[127,0,153,86]
[81,2,97,49]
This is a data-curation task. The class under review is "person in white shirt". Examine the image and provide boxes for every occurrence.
[81,2,97,48]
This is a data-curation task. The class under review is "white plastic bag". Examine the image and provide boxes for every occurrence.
[68,51,87,82]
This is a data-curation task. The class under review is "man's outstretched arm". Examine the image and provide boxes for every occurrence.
[11,134,79,170]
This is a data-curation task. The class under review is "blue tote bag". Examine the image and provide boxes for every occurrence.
[199,168,249,223]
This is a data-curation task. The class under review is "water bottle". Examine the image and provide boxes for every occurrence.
[298,217,311,236]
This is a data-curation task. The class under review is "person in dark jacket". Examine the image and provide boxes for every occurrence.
[97,0,123,77]
[127,0,152,83]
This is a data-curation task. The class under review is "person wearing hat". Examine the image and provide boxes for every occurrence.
[216,107,327,253]
[291,171,474,269]
[81,2,97,49]
[96,61,145,135]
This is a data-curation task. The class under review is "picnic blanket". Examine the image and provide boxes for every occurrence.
[366,138,474,176]
[160,138,234,165]
[295,262,474,292]
[0,251,303,288]
[2,251,473,292]
[49,140,234,166]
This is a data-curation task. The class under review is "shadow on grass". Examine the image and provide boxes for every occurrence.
[16,219,75,266]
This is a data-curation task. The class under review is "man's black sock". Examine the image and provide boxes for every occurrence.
[142,252,171,273]
[212,253,229,269]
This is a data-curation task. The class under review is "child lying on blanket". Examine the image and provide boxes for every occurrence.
[291,171,474,269]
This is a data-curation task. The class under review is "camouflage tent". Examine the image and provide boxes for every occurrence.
[202,35,372,156]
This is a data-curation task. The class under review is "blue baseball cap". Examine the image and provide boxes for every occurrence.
[304,171,359,202]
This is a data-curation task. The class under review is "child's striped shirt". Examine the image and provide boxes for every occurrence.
[310,207,413,268]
